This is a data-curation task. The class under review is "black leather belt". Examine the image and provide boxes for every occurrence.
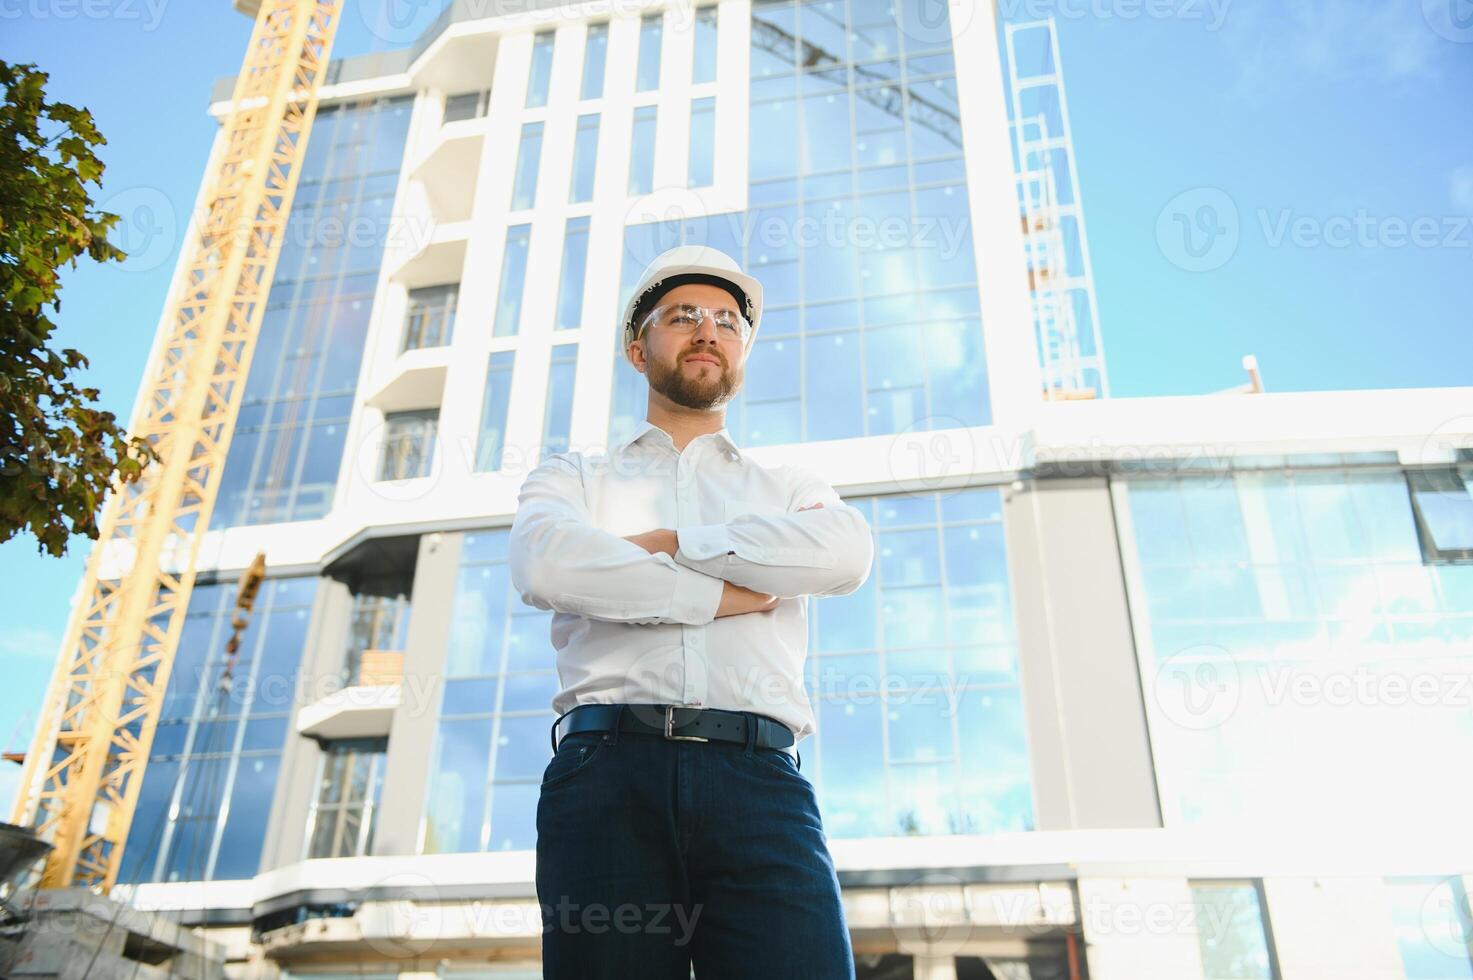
[551,703,796,753]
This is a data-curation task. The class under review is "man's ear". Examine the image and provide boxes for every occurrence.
[627,340,647,374]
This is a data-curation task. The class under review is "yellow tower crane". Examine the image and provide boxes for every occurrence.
[9,0,343,893]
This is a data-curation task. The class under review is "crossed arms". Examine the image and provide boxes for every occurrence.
[508,455,874,626]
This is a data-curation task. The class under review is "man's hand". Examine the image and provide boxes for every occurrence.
[797,502,824,511]
[715,580,781,618]
[623,528,678,557]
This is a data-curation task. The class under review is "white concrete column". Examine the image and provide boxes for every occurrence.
[1077,877,1205,980]
[912,951,960,980]
[1262,877,1404,980]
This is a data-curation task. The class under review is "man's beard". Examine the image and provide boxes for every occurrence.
[647,351,741,410]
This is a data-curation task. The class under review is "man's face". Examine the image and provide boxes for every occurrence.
[629,282,747,411]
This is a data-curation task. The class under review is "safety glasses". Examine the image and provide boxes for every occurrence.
[638,303,751,345]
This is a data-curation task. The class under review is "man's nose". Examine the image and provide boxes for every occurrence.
[692,314,721,344]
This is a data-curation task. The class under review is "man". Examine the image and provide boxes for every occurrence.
[509,245,874,978]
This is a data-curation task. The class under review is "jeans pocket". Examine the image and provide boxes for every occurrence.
[541,734,606,789]
[749,746,800,777]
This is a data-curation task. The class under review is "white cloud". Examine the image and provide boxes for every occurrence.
[0,627,61,662]
[1222,1,1446,94]
[1452,166,1473,213]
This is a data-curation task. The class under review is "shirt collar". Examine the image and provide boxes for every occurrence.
[618,419,743,461]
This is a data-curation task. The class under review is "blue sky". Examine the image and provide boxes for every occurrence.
[1,0,1470,812]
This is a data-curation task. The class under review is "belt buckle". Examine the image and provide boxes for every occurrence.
[664,704,709,742]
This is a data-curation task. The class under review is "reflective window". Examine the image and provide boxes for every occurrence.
[1387,878,1473,980]
[1189,882,1276,980]
[402,283,457,351]
[609,0,988,450]
[422,530,555,854]
[582,22,608,99]
[305,738,387,859]
[218,98,411,527]
[557,217,591,329]
[526,30,554,108]
[494,224,532,337]
[510,121,543,211]
[807,488,1031,838]
[689,97,715,188]
[540,344,578,462]
[378,409,437,481]
[693,5,718,84]
[569,114,599,203]
[1122,469,1473,830]
[421,488,1027,850]
[475,351,516,472]
[1409,466,1473,561]
[120,578,318,883]
[443,90,489,123]
[343,589,411,686]
[628,106,657,195]
[636,12,662,91]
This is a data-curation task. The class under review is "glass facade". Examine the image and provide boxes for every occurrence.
[636,12,663,91]
[689,97,715,188]
[120,578,317,883]
[569,114,598,203]
[494,224,532,336]
[806,487,1030,837]
[1189,881,1276,980]
[475,351,516,472]
[1387,878,1473,980]
[540,343,578,462]
[443,89,489,123]
[609,0,988,449]
[305,737,388,859]
[526,30,554,108]
[378,409,438,481]
[511,121,543,211]
[693,5,718,84]
[628,106,657,195]
[556,217,590,330]
[581,22,608,99]
[402,283,457,351]
[343,590,411,686]
[216,97,411,528]
[421,486,1030,852]
[422,530,555,854]
[1121,468,1473,828]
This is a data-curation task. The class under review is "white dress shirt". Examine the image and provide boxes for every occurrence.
[509,418,875,748]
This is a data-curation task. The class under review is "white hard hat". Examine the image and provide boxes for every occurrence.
[620,245,763,365]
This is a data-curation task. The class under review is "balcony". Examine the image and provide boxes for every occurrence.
[296,650,404,742]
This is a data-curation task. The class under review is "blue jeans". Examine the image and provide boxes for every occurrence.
[535,710,855,978]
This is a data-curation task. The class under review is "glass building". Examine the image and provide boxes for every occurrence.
[78,2,1473,978]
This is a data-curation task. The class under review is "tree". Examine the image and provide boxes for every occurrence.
[1,60,159,558]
